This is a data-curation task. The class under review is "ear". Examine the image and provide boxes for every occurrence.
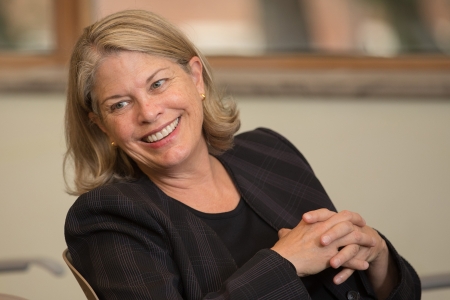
[188,56,205,95]
[89,112,108,135]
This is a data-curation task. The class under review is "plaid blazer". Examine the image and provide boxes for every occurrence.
[65,128,420,299]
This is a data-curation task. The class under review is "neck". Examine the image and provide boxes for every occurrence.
[142,153,239,213]
[150,153,217,193]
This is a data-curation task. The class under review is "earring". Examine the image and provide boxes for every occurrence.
[201,93,206,100]
[111,141,116,146]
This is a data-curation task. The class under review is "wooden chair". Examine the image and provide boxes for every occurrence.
[62,249,99,300]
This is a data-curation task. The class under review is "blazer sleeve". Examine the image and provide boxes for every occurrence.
[259,128,421,299]
[65,187,311,300]
[381,232,421,300]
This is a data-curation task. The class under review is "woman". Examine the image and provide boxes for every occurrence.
[64,10,420,299]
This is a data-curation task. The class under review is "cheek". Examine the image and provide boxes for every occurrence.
[104,119,132,142]
[186,92,204,115]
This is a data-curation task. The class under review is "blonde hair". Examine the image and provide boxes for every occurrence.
[64,10,240,195]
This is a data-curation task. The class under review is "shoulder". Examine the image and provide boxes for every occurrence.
[227,127,312,170]
[234,127,290,145]
[64,176,179,251]
[65,176,167,227]
[69,177,146,210]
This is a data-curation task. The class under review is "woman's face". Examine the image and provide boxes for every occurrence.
[91,51,206,176]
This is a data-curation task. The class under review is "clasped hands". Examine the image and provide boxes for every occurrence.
[271,208,388,285]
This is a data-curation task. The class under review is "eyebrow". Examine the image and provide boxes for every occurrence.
[99,67,169,105]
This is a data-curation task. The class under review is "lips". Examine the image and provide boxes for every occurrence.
[143,118,179,143]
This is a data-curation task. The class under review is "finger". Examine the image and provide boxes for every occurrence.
[335,228,376,248]
[302,208,336,224]
[278,228,291,238]
[329,244,361,269]
[321,221,373,247]
[333,268,356,285]
[329,244,371,270]
[320,221,354,246]
[314,211,366,246]
[335,210,366,227]
[320,210,366,233]
[340,257,370,271]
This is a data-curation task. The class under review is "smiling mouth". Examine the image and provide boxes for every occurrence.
[143,118,179,143]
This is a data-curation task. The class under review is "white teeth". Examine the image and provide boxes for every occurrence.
[145,118,179,143]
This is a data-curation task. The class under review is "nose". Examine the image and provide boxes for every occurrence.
[136,96,163,124]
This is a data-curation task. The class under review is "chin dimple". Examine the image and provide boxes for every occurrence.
[144,118,179,143]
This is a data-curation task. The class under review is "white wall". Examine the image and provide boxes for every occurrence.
[0,93,83,299]
[0,93,449,299]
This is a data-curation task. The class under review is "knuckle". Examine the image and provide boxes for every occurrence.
[344,221,354,232]
[353,231,362,243]
[358,260,367,269]
[341,210,352,219]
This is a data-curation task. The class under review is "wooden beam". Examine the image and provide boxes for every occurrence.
[208,55,450,71]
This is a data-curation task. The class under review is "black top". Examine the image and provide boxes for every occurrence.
[180,198,363,299]
[181,198,279,268]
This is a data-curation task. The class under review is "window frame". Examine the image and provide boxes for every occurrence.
[1,0,449,96]
[0,0,90,68]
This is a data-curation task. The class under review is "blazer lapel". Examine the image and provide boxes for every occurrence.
[219,138,335,232]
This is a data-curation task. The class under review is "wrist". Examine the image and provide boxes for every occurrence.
[270,246,308,277]
[367,239,399,299]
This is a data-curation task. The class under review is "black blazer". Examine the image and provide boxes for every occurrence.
[65,128,421,299]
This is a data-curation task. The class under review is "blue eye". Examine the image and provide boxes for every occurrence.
[111,101,128,111]
[151,79,165,89]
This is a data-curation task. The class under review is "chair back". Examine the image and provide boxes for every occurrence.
[62,249,99,300]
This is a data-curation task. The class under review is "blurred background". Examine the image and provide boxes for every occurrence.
[0,0,449,299]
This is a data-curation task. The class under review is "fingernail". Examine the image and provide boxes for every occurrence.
[335,275,343,284]
[322,235,330,245]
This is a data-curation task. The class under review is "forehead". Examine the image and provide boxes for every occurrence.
[89,51,194,108]
[95,51,177,78]
[92,52,180,92]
